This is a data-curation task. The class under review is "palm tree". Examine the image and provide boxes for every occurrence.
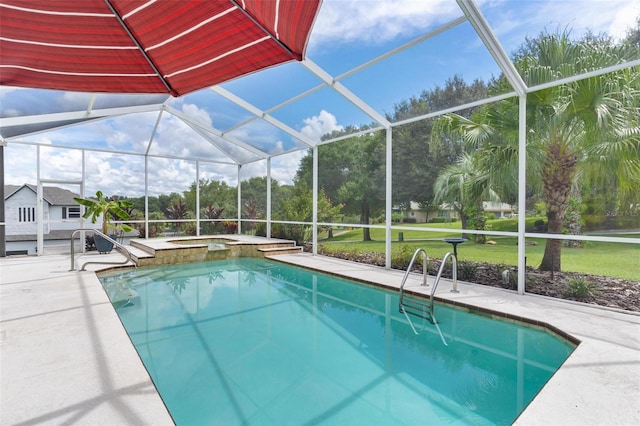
[433,152,497,243]
[436,32,640,271]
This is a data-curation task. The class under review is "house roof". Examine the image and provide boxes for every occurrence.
[4,184,81,206]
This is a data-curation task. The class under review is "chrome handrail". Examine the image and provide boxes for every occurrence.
[398,248,428,311]
[429,252,457,321]
[70,229,135,271]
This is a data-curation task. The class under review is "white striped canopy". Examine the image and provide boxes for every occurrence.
[0,0,321,96]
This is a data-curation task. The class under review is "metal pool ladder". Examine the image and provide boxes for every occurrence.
[398,249,458,345]
[70,229,136,271]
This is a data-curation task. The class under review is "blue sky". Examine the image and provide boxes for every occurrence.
[2,0,639,196]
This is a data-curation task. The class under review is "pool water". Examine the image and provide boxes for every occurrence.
[207,242,226,249]
[100,258,575,426]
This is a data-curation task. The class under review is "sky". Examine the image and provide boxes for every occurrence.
[2,0,639,197]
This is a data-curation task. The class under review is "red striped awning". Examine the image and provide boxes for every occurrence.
[0,0,321,96]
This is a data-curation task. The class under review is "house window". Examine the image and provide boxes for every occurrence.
[62,206,81,219]
[18,207,35,222]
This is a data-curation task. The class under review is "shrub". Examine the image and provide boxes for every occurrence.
[567,276,598,298]
[532,219,547,232]
[222,221,238,234]
[255,222,266,237]
[458,262,478,281]
[534,202,546,216]
[185,224,198,236]
[391,244,416,270]
[271,223,311,246]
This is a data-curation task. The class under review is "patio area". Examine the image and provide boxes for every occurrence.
[1,245,638,425]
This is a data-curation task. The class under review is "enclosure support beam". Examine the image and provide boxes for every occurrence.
[517,95,527,294]
[457,0,527,97]
[385,128,393,269]
[302,59,392,128]
[237,165,242,235]
[36,147,43,256]
[0,144,4,257]
[312,145,319,256]
[267,158,272,238]
[196,161,201,237]
[144,156,149,239]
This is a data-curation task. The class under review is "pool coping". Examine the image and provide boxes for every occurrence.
[2,248,639,425]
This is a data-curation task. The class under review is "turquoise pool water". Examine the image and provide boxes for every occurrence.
[100,258,575,426]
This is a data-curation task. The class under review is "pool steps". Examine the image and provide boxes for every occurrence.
[126,237,302,267]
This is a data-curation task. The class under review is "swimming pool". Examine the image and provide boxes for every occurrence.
[100,258,575,425]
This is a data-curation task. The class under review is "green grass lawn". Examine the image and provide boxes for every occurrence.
[320,220,639,281]
[326,218,545,241]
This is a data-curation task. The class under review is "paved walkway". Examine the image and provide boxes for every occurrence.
[1,253,173,425]
[1,249,639,425]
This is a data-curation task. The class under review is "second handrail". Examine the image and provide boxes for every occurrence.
[428,252,457,320]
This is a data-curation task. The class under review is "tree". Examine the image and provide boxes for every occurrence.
[391,76,488,210]
[624,17,640,47]
[297,131,386,241]
[436,31,640,271]
[184,179,237,218]
[335,133,386,240]
[433,153,495,242]
[273,179,313,245]
[317,188,344,238]
[240,176,281,219]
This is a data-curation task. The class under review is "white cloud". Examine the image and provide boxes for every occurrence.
[181,103,212,126]
[4,144,37,185]
[483,0,640,53]
[311,0,459,46]
[539,0,639,41]
[239,161,268,182]
[145,157,197,196]
[300,110,343,142]
[607,1,640,40]
[271,151,307,185]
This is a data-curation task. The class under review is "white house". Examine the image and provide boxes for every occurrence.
[483,201,517,219]
[4,184,102,255]
[403,201,515,223]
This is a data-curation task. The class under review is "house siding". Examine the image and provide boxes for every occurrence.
[5,189,51,235]
[4,185,92,255]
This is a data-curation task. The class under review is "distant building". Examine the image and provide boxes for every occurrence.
[482,201,517,219]
[403,201,515,223]
[3,184,100,255]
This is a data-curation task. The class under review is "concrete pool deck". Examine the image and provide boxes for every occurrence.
[1,245,639,425]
